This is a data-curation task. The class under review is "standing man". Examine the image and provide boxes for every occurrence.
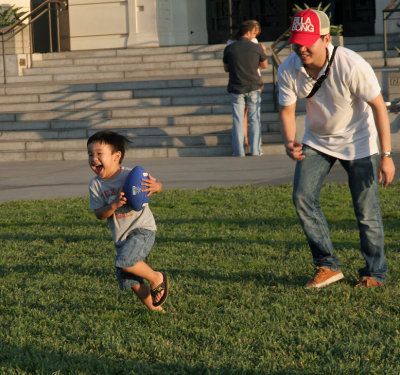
[223,20,268,157]
[278,9,395,288]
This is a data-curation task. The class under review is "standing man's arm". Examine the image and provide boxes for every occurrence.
[280,103,305,161]
[258,44,268,70]
[368,93,396,187]
[258,60,268,70]
[224,63,229,72]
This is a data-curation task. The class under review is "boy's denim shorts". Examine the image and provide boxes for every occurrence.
[114,228,156,290]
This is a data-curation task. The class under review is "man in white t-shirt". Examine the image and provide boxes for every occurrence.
[278,9,395,288]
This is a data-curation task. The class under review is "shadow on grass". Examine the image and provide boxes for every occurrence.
[166,267,306,288]
[0,232,109,243]
[0,216,362,246]
[0,262,111,279]
[0,343,293,375]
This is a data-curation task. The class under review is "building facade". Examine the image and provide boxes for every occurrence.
[10,0,399,52]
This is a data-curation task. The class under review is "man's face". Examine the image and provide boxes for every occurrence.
[293,35,330,67]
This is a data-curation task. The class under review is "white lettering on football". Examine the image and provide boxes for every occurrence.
[131,186,142,196]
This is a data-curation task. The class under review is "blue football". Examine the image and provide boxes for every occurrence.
[123,166,150,211]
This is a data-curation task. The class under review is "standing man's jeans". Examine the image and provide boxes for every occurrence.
[230,90,262,157]
[293,146,388,283]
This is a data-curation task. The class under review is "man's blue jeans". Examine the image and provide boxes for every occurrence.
[293,146,388,283]
[230,90,261,157]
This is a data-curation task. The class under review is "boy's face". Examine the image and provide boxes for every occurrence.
[87,141,122,179]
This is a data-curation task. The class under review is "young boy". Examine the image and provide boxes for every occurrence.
[87,131,168,312]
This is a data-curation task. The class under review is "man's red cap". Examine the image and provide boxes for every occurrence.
[288,9,330,47]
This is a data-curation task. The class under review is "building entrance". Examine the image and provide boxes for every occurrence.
[30,0,70,53]
[206,0,376,44]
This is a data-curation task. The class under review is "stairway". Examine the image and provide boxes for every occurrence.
[0,36,399,161]
[0,44,283,161]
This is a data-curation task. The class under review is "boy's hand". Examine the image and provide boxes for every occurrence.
[141,173,162,197]
[112,187,127,208]
[94,187,126,220]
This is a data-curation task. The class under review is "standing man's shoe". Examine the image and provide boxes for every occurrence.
[355,277,384,288]
[305,266,344,289]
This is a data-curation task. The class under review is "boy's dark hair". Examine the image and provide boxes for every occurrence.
[87,131,130,162]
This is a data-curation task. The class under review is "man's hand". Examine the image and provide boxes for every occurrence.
[379,156,395,188]
[285,141,305,161]
[141,174,162,197]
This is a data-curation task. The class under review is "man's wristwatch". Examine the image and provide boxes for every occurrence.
[381,151,392,158]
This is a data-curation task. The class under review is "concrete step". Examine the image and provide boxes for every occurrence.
[0,111,281,132]
[31,44,227,61]
[15,45,235,84]
[1,136,223,152]
[23,59,226,77]
[31,51,225,69]
[0,117,281,138]
[6,69,216,83]
[2,76,272,102]
[0,137,285,161]
[0,76,232,95]
[0,102,278,122]
[0,132,281,151]
[19,50,399,83]
[0,87,275,112]
[343,34,399,52]
[0,105,284,161]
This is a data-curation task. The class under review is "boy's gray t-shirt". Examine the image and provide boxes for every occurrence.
[89,166,156,246]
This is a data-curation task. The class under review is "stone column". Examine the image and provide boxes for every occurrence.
[126,0,159,47]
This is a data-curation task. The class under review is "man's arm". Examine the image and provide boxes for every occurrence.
[280,103,305,161]
[258,60,268,70]
[258,44,268,70]
[223,63,229,72]
[368,93,395,187]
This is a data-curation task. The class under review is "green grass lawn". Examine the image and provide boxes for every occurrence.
[1,182,399,374]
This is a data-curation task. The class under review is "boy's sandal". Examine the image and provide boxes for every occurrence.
[151,273,168,307]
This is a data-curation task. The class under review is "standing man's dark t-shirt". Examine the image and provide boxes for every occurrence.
[223,37,267,94]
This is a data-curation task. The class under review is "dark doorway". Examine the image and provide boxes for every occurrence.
[206,0,295,44]
[206,0,376,44]
[303,0,375,36]
[335,0,375,36]
[31,0,68,52]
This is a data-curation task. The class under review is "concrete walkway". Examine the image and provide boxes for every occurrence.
[3,153,397,203]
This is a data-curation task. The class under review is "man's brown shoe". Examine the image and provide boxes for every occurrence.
[355,277,384,288]
[305,266,344,289]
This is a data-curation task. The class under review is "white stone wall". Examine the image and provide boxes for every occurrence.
[69,0,129,50]
[67,0,207,51]
[126,0,159,47]
[157,0,207,46]
[1,0,30,13]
